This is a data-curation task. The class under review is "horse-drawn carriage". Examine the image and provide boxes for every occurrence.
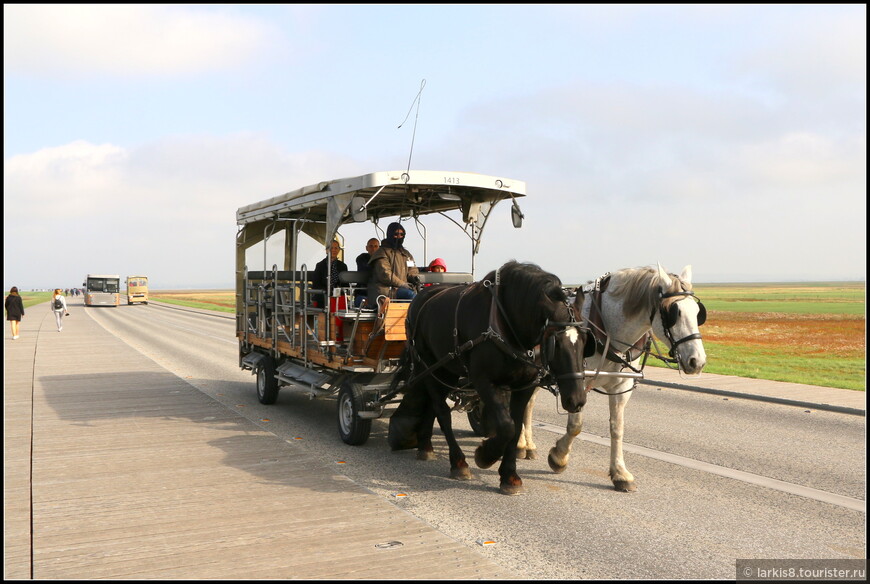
[236,169,708,494]
[235,170,528,446]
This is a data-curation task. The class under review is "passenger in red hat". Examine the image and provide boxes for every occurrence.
[428,258,447,273]
[423,258,447,288]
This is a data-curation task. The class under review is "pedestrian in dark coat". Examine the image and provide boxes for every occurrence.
[5,286,25,340]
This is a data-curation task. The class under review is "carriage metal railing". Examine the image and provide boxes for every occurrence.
[242,266,319,346]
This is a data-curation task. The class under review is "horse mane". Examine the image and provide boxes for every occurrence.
[482,260,567,331]
[606,266,692,319]
[482,260,565,298]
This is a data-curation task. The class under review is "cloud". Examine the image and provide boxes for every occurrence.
[3,135,369,289]
[3,5,279,78]
[732,9,866,101]
[4,141,128,217]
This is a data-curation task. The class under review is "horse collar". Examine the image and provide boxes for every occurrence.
[583,272,611,295]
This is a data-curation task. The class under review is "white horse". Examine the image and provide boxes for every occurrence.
[541,263,707,491]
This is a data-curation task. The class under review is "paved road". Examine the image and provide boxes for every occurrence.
[4,298,866,579]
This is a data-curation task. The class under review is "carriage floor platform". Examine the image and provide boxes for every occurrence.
[3,304,513,580]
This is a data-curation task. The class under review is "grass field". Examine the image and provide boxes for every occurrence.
[14,291,54,308]
[149,291,235,313]
[13,284,866,391]
[671,282,865,390]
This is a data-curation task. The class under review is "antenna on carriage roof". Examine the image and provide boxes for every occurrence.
[398,79,426,174]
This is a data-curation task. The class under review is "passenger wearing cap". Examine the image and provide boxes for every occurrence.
[423,258,447,287]
[428,258,447,273]
[368,222,419,301]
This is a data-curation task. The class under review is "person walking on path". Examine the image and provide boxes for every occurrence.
[50,288,69,332]
[5,286,25,339]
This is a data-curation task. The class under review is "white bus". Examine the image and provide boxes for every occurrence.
[84,274,120,307]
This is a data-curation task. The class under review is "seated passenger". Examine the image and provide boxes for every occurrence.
[312,239,348,308]
[367,222,419,302]
[428,258,447,273]
[423,258,447,287]
[353,238,380,307]
[356,238,380,272]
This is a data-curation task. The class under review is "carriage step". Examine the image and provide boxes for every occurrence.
[241,351,266,371]
[276,361,333,387]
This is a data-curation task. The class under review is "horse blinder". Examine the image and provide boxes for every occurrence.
[544,333,556,363]
[662,294,706,328]
[584,331,596,358]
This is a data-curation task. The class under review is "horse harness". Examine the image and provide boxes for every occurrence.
[582,272,706,394]
[584,274,650,373]
[403,266,583,395]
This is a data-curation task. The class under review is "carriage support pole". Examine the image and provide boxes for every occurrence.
[582,371,644,379]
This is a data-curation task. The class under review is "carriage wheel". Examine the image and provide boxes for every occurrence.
[337,381,372,446]
[467,402,488,437]
[256,356,279,405]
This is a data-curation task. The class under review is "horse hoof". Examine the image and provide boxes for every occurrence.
[547,451,567,474]
[525,449,538,460]
[451,467,473,480]
[613,480,637,492]
[499,483,526,495]
[474,446,496,469]
[416,449,436,461]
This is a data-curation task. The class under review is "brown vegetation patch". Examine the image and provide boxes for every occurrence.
[151,292,235,309]
[703,311,865,357]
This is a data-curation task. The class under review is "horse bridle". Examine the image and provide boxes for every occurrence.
[582,274,706,387]
[656,288,706,359]
[538,304,586,383]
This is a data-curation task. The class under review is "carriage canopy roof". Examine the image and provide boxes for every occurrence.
[236,170,526,248]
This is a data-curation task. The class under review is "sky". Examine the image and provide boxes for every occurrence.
[4,4,866,290]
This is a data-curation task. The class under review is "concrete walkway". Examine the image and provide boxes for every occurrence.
[3,304,513,580]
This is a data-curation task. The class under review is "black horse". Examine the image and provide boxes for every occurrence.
[387,261,587,495]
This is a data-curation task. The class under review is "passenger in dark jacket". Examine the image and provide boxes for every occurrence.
[353,238,380,307]
[368,222,419,302]
[5,286,25,340]
[312,240,348,308]
[355,238,380,272]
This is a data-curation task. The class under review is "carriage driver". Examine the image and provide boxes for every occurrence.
[368,222,420,301]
